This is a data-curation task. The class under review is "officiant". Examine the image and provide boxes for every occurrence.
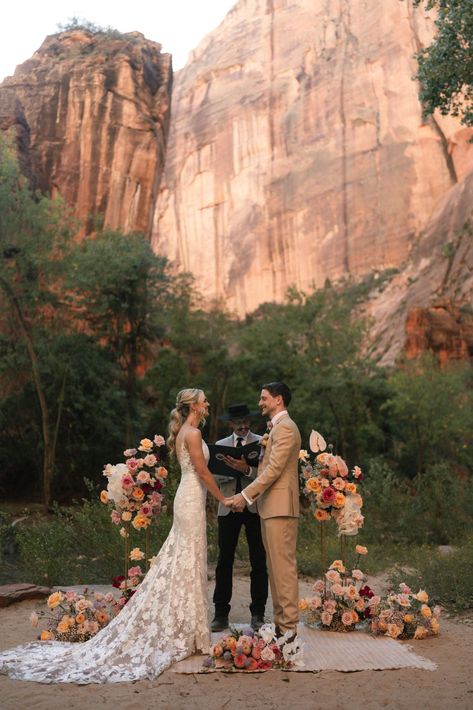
[211,403,268,632]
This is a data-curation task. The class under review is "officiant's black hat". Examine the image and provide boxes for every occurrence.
[219,403,260,421]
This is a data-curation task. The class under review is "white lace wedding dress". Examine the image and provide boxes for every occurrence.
[0,442,211,683]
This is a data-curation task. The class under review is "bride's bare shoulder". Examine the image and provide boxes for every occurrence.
[184,426,202,445]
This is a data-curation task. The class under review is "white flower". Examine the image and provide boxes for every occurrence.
[259,623,276,644]
[309,430,327,453]
[106,464,129,502]
[260,646,275,662]
[29,611,39,628]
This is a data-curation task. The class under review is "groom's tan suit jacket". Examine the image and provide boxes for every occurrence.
[243,412,301,632]
[243,413,301,518]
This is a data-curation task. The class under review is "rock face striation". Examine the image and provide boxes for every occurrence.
[0,29,172,235]
[153,0,473,315]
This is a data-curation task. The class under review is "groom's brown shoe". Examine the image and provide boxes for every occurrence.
[211,616,229,632]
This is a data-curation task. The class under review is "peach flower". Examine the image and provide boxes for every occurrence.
[321,611,333,626]
[345,482,357,494]
[313,580,325,593]
[29,612,39,628]
[332,477,346,491]
[403,614,414,624]
[386,624,402,639]
[129,547,145,561]
[47,591,63,610]
[415,590,429,603]
[121,511,132,522]
[143,454,157,467]
[355,545,368,555]
[421,604,432,619]
[334,492,346,507]
[100,490,108,504]
[344,585,359,601]
[329,560,346,572]
[157,466,168,479]
[414,626,428,640]
[139,438,153,452]
[136,470,151,484]
[351,569,364,581]
[324,600,337,614]
[298,598,308,611]
[132,487,145,500]
[325,569,341,584]
[56,621,69,633]
[40,630,54,641]
[309,596,322,609]
[431,619,440,634]
[342,611,354,626]
[314,509,330,521]
[331,583,344,596]
[306,477,321,493]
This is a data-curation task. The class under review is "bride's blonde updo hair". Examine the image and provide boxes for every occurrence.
[167,388,205,454]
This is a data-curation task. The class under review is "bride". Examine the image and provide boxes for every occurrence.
[0,388,230,683]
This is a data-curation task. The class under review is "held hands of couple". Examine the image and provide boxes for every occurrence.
[222,493,246,512]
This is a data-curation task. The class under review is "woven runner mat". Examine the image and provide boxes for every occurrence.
[171,626,437,674]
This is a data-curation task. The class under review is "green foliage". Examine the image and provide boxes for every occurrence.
[382,355,473,475]
[412,1,473,126]
[56,17,127,40]
[389,537,473,612]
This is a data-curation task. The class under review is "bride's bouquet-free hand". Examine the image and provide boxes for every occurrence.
[101,435,168,531]
[299,430,364,535]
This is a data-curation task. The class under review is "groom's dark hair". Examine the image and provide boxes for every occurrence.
[261,381,292,406]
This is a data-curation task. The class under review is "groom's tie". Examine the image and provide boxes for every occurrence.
[235,437,243,493]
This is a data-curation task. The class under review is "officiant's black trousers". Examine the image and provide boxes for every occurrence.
[213,509,268,617]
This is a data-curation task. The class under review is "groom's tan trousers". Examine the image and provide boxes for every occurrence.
[261,517,299,632]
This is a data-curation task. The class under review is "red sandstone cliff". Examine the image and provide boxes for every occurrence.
[152,0,473,316]
[0,29,172,235]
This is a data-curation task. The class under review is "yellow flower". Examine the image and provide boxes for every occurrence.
[139,438,153,451]
[314,509,330,521]
[40,630,54,641]
[132,514,151,530]
[298,598,308,611]
[129,547,145,561]
[329,559,346,572]
[47,591,63,610]
[132,487,145,500]
[334,492,346,507]
[421,604,432,618]
[56,620,69,633]
[345,482,357,494]
[121,511,132,522]
[306,477,321,493]
[403,614,414,624]
[100,490,109,504]
[415,589,429,603]
[355,545,368,555]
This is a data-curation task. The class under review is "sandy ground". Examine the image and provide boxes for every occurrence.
[1,573,473,710]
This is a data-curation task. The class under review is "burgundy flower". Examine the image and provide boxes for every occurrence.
[360,585,374,599]
[141,484,152,495]
[112,575,125,589]
[153,480,163,492]
[321,487,336,503]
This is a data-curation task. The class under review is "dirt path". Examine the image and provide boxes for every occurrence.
[1,575,472,709]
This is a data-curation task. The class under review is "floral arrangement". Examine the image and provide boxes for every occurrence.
[298,550,373,632]
[101,435,168,531]
[30,589,116,642]
[204,624,303,672]
[112,550,145,609]
[369,584,441,640]
[299,430,364,535]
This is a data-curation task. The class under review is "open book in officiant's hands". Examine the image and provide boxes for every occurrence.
[207,441,261,478]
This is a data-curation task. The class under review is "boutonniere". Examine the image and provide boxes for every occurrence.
[260,432,270,448]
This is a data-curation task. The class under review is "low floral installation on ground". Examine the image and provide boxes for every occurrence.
[370,584,441,640]
[30,589,116,642]
[203,624,304,672]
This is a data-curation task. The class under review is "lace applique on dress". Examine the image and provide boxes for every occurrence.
[0,443,210,683]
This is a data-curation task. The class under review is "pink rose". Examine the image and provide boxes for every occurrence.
[128,566,143,577]
[353,465,363,479]
[154,435,165,447]
[136,470,151,484]
[351,569,364,581]
[325,569,341,584]
[331,583,344,596]
[122,474,134,488]
[65,591,77,601]
[342,611,354,626]
[126,459,140,471]
[140,504,152,516]
[123,448,137,457]
[323,600,337,614]
[313,580,324,593]
[111,510,121,525]
[321,487,336,504]
[309,596,322,609]
[399,583,412,594]
[143,454,157,467]
[321,611,333,626]
[332,477,346,491]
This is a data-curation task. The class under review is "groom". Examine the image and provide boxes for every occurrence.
[229,382,301,636]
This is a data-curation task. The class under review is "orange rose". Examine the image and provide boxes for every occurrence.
[157,466,168,478]
[298,598,308,611]
[355,545,368,555]
[40,630,54,641]
[75,613,86,624]
[345,482,357,494]
[403,614,414,624]
[132,514,151,530]
[47,591,63,609]
[100,490,109,504]
[132,487,145,500]
[121,511,132,521]
[96,611,108,624]
[306,477,321,493]
[56,620,69,633]
[314,509,330,521]
[334,492,346,507]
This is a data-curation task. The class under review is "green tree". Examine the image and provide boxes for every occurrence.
[412,1,473,126]
[66,231,172,445]
[0,138,72,504]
